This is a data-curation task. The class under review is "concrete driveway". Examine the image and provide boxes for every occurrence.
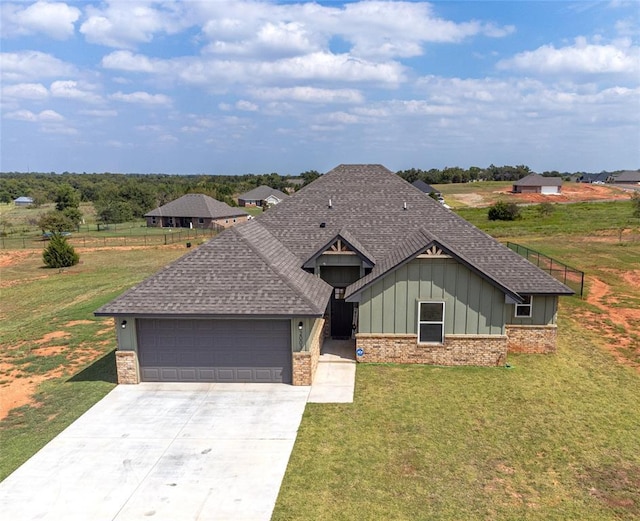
[0,383,310,521]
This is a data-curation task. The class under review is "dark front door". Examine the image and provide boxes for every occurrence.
[331,294,354,338]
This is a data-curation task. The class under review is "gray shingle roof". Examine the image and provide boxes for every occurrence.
[145,194,248,219]
[98,164,572,319]
[238,185,288,202]
[613,171,640,183]
[412,180,440,194]
[513,174,563,187]
[95,221,332,317]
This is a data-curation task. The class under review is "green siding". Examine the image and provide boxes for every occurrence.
[507,295,557,325]
[358,258,510,335]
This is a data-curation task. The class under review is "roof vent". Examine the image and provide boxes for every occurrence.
[403,201,407,210]
[328,198,332,208]
[320,222,326,228]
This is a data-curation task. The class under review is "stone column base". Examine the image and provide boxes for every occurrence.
[506,325,557,354]
[115,350,139,384]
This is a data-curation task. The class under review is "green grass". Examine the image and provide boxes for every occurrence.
[0,246,186,481]
[457,201,640,238]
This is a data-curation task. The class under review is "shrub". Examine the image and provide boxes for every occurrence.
[43,233,79,268]
[537,202,555,217]
[488,201,521,221]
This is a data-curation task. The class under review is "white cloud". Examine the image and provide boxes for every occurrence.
[0,51,76,82]
[251,86,364,104]
[2,1,80,40]
[236,100,258,111]
[101,50,167,73]
[109,91,171,106]
[2,83,49,100]
[80,1,190,48]
[498,37,640,75]
[5,108,64,122]
[78,109,118,117]
[50,80,102,103]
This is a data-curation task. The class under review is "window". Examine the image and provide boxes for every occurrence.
[515,296,533,318]
[151,217,156,224]
[334,288,345,300]
[418,302,444,343]
[198,218,204,224]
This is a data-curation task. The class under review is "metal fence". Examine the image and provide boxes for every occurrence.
[507,242,584,297]
[0,228,217,250]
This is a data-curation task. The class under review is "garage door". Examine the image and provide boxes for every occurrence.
[137,319,291,383]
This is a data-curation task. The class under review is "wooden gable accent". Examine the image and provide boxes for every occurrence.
[417,244,450,258]
[324,238,356,255]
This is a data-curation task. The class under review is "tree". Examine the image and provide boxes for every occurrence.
[55,183,80,212]
[43,233,79,268]
[300,170,321,186]
[488,201,521,221]
[38,210,74,232]
[632,192,640,218]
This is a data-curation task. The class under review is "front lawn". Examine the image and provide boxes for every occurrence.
[273,315,640,520]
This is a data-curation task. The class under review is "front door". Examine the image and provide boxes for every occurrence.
[331,292,354,338]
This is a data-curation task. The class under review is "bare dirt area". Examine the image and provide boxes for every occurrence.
[504,183,631,205]
[576,272,640,373]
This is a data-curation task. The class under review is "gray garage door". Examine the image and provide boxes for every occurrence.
[137,319,291,383]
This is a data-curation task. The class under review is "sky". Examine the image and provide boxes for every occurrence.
[1,1,639,175]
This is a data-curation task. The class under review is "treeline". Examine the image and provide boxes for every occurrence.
[396,164,575,184]
[0,170,321,220]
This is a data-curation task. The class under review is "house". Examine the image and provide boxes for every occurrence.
[96,165,573,386]
[237,185,288,207]
[13,196,33,206]
[411,180,441,198]
[144,194,249,229]
[610,171,640,185]
[512,174,562,194]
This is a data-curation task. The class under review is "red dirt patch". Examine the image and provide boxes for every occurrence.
[0,249,38,268]
[35,331,71,344]
[577,274,640,372]
[504,184,631,205]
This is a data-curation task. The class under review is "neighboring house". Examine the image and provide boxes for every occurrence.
[411,180,441,197]
[237,185,288,207]
[97,165,573,387]
[576,172,609,184]
[512,174,562,194]
[610,171,640,185]
[144,194,249,229]
[13,196,33,206]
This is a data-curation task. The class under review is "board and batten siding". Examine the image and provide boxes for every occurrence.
[507,295,557,326]
[358,257,506,336]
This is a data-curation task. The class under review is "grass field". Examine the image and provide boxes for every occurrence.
[0,245,187,481]
[1,199,638,520]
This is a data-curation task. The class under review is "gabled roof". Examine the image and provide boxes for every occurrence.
[145,194,247,219]
[96,222,332,317]
[513,174,563,187]
[303,228,376,269]
[412,180,440,194]
[98,164,572,319]
[238,185,289,202]
[613,171,640,183]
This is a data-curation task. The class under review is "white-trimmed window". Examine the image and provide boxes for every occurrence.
[418,301,445,343]
[515,296,533,318]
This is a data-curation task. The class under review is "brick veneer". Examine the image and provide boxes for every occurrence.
[355,333,508,367]
[506,325,557,354]
[115,350,139,384]
[292,319,325,385]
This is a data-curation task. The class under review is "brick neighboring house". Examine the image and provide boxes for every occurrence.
[144,194,249,229]
[97,165,573,386]
[512,174,563,194]
[237,185,288,207]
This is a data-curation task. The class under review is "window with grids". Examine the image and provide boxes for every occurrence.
[418,302,445,343]
[515,295,533,318]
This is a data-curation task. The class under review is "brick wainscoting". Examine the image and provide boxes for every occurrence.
[115,350,139,384]
[355,333,508,367]
[506,325,557,354]
[292,319,325,385]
